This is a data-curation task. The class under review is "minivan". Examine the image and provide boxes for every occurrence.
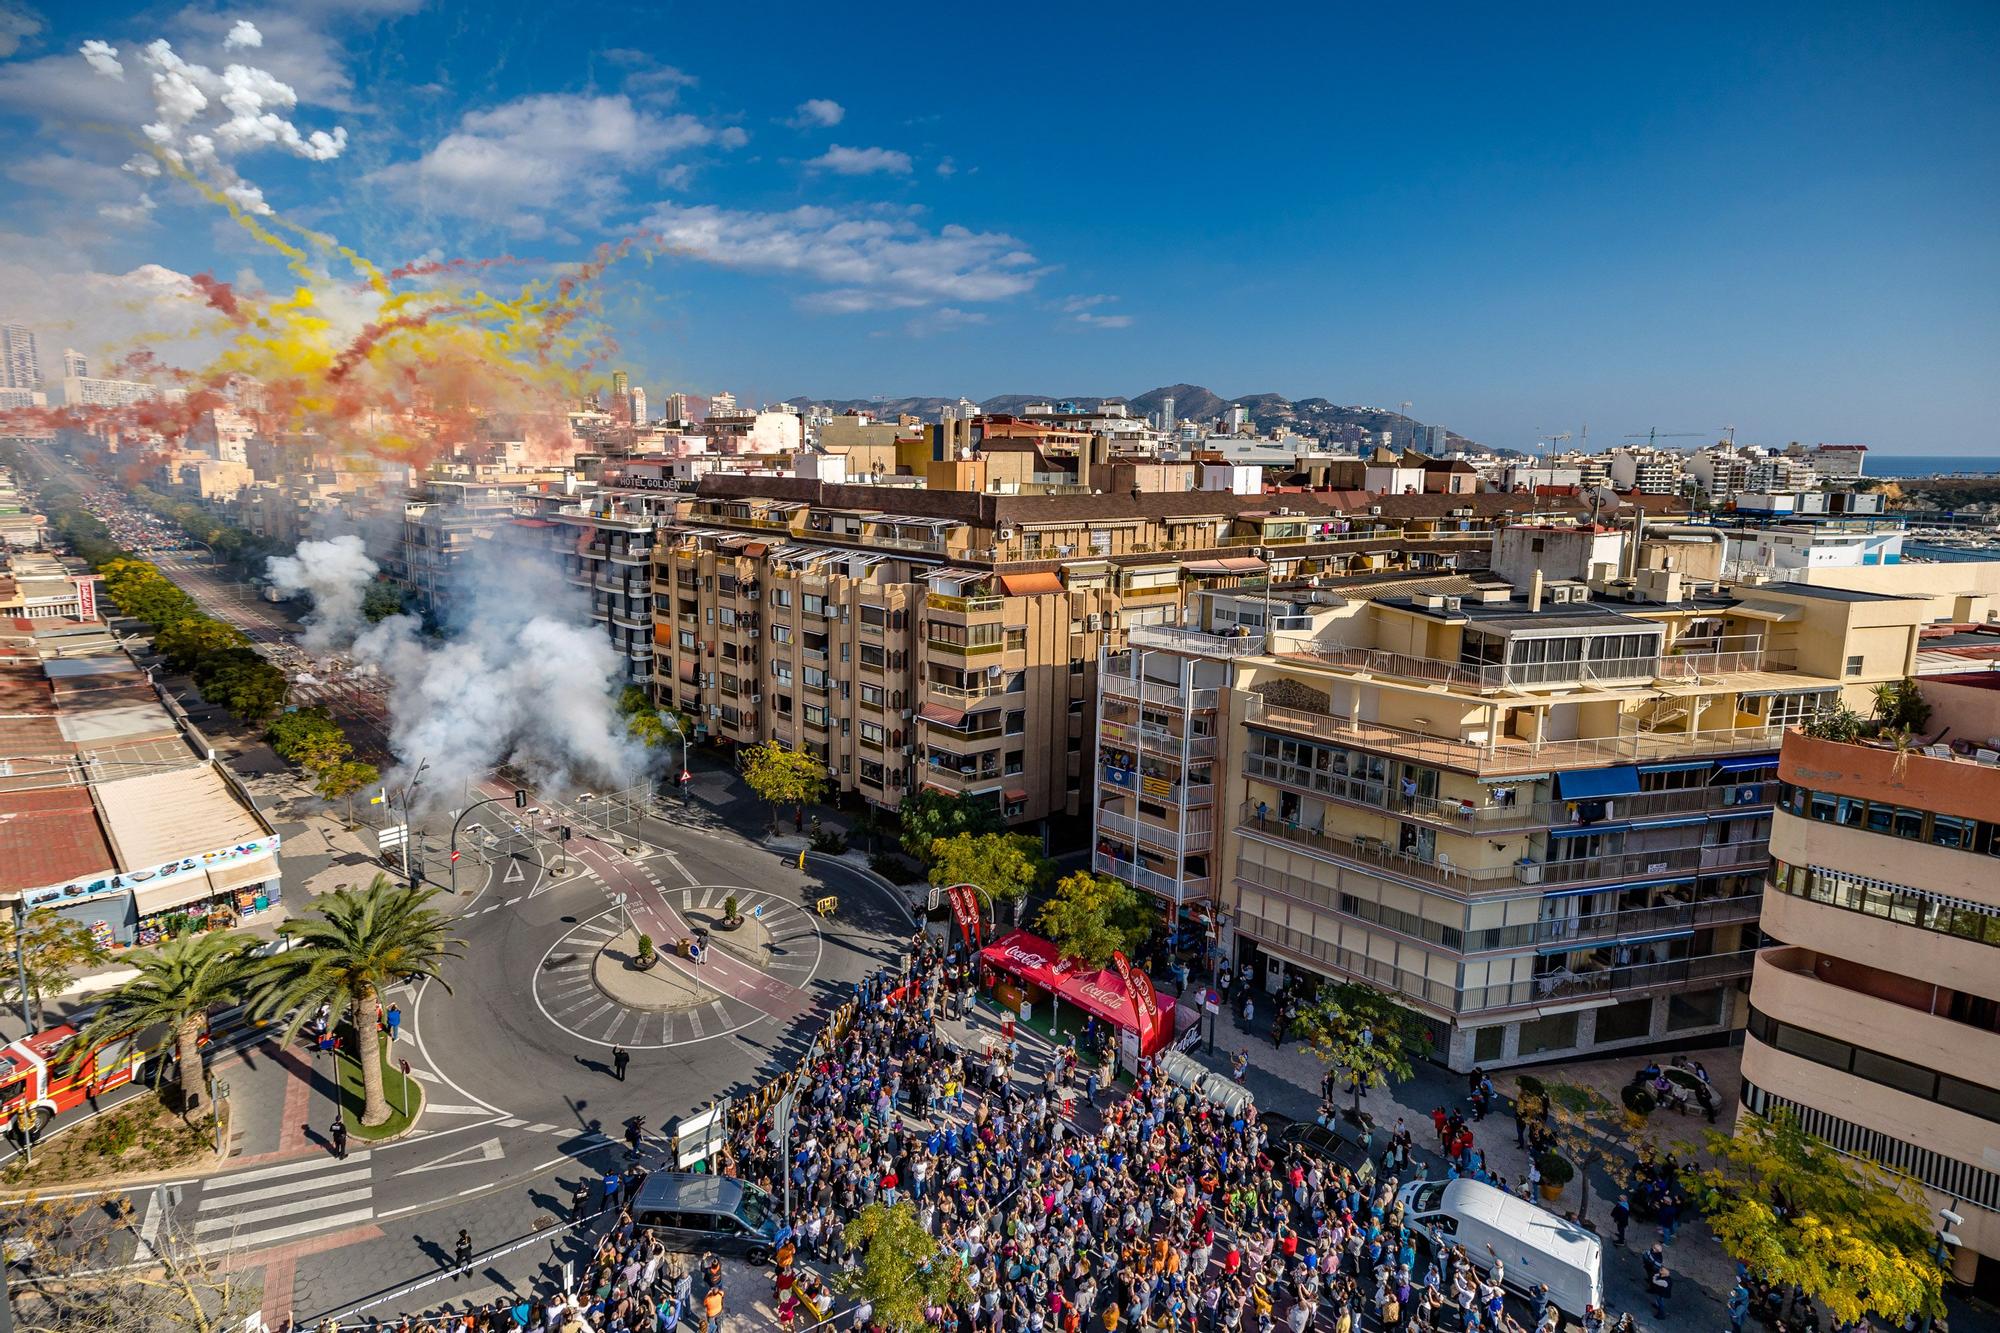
[1396,1177,1604,1319]
[629,1173,782,1264]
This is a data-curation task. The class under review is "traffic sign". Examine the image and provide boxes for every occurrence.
[449,850,461,863]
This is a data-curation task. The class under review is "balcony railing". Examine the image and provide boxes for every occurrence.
[1287,644,1660,692]
[1248,697,1785,776]
[1100,719,1218,758]
[1093,849,1213,904]
[1128,625,1267,657]
[1100,670,1222,712]
[1096,807,1214,855]
[928,638,1004,657]
[1098,766,1213,807]
[1524,893,1764,950]
[1460,949,1758,1014]
[926,680,1001,703]
[926,592,1003,614]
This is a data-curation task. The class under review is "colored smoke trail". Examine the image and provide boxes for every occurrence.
[3,153,635,469]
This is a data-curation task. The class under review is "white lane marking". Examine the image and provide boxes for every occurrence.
[196,1208,376,1255]
[688,1007,704,1039]
[198,1167,370,1208]
[498,1117,526,1129]
[422,1104,496,1116]
[200,1151,372,1186]
[395,1136,504,1176]
[603,1010,629,1042]
[194,1188,372,1233]
[522,1123,557,1134]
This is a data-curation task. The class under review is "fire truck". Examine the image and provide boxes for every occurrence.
[0,1025,144,1136]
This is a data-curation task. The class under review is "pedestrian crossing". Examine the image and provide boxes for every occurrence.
[187,1150,376,1254]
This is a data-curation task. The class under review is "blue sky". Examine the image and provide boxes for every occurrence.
[2,0,1995,453]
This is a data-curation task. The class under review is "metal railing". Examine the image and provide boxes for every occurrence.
[925,592,1004,614]
[1096,807,1214,855]
[1099,671,1222,712]
[1247,698,1786,774]
[928,637,1004,657]
[1128,625,1268,656]
[1460,949,1758,1014]
[926,680,1001,703]
[1285,643,1662,692]
[1092,849,1212,904]
[1100,719,1218,758]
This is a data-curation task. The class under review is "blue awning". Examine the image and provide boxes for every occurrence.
[1539,877,1694,899]
[1713,755,1779,774]
[1537,927,1694,956]
[1711,807,1767,821]
[1549,823,1627,838]
[1639,761,1713,774]
[1554,766,1642,800]
[1631,816,1708,830]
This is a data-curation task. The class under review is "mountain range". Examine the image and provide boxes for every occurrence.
[784,383,1479,452]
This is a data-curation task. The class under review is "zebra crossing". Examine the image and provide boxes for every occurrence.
[183,1150,376,1254]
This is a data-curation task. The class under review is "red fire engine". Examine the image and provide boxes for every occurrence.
[0,1025,144,1136]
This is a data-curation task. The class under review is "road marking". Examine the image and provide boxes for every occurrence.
[696,887,717,911]
[603,1011,628,1042]
[199,1151,372,1186]
[197,1168,369,1208]
[196,1208,376,1256]
[408,1069,441,1083]
[136,1189,165,1259]
[504,859,526,884]
[552,995,597,1020]
[422,1103,496,1116]
[680,889,691,910]
[194,1188,372,1233]
[497,1117,526,1128]
[688,1007,705,1039]
[708,1000,728,1028]
[504,896,522,906]
[577,1001,613,1027]
[522,1123,557,1134]
[659,852,696,887]
[395,1136,504,1176]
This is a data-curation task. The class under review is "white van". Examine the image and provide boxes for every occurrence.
[1397,1178,1604,1319]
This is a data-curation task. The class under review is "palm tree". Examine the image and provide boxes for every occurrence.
[251,876,461,1126]
[72,931,255,1116]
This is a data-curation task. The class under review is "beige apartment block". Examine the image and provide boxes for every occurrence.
[650,477,1572,828]
[1749,721,2000,1291]
[1093,545,1938,1071]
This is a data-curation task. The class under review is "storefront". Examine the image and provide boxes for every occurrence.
[977,929,1181,1059]
[18,835,283,948]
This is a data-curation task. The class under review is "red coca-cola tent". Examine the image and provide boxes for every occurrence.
[978,929,1177,1055]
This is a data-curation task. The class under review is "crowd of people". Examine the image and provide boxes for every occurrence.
[305,931,1760,1333]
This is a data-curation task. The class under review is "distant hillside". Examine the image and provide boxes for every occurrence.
[787,383,1481,451]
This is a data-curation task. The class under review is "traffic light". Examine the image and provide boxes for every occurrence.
[562,826,573,842]
[514,789,527,808]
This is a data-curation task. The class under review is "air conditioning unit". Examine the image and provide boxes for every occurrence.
[750,693,762,703]
[900,709,913,720]
[708,705,721,717]
[1368,506,1383,516]
[1443,596,1462,612]
[901,745,914,757]
[1086,613,1103,631]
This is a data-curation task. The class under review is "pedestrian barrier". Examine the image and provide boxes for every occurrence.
[814,895,838,917]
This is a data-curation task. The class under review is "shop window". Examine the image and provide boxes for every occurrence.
[1594,998,1654,1044]
[1472,1026,1505,1063]
[1515,1012,1579,1057]
[1665,987,1725,1031]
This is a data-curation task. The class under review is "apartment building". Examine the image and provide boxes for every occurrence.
[547,462,683,685]
[1749,708,2000,1292]
[387,473,561,620]
[1092,527,1937,1069]
[652,476,1579,830]
[1608,448,1685,495]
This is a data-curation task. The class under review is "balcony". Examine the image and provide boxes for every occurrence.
[1099,766,1213,807]
[1541,841,1766,886]
[611,609,649,630]
[1100,718,1218,758]
[1249,698,1785,776]
[1100,671,1221,712]
[1127,625,1267,657]
[1093,849,1213,904]
[1460,949,1758,1014]
[927,680,1002,704]
[926,592,1004,615]
[1286,644,1660,693]
[928,637,1004,657]
[1097,806,1214,855]
[1518,893,1763,950]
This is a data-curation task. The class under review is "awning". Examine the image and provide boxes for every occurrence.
[1554,766,1642,800]
[922,567,984,584]
[977,929,1175,1049]
[1182,557,1269,575]
[918,702,966,726]
[1630,816,1708,830]
[206,853,279,896]
[998,572,1064,596]
[1729,600,1801,623]
[1639,761,1712,774]
[131,873,218,917]
[1549,823,1629,838]
[1713,755,1778,774]
[1004,787,1028,802]
[678,660,697,683]
[741,541,770,557]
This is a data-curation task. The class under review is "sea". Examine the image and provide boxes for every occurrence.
[1866,454,2000,478]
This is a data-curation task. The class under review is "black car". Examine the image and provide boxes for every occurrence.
[1276,1120,1372,1173]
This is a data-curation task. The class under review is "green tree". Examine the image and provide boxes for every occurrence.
[266,707,345,764]
[1034,870,1151,969]
[70,931,255,1115]
[154,616,249,673]
[927,832,1051,918]
[1515,1077,1636,1223]
[840,1201,971,1333]
[360,578,404,623]
[250,877,461,1126]
[1869,678,1932,735]
[0,908,112,1028]
[1683,1109,1947,1326]
[1292,981,1430,1120]
[740,740,828,832]
[194,650,289,724]
[1802,702,1866,743]
[314,759,380,825]
[897,787,1001,865]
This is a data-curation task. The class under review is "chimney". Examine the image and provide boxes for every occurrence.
[1530,568,1544,613]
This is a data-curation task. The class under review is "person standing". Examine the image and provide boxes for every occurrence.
[453,1228,473,1279]
[1611,1193,1630,1247]
[1728,1279,1751,1333]
[329,1115,349,1161]
[1649,1265,1672,1320]
[612,1045,630,1081]
[385,1003,402,1044]
[702,1278,725,1333]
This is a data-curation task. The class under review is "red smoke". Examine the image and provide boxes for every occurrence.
[190,272,244,321]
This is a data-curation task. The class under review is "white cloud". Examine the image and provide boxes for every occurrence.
[643,202,1042,310]
[903,306,987,337]
[0,236,212,372]
[77,38,124,78]
[1074,312,1133,329]
[790,97,843,128]
[1061,294,1116,312]
[372,93,743,231]
[0,2,40,59]
[935,157,957,178]
[224,19,262,49]
[807,144,912,176]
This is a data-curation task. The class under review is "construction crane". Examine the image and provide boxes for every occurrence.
[1719,425,1737,445]
[1623,428,1707,447]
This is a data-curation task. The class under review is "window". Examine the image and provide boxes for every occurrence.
[771,588,792,608]
[773,695,792,716]
[1005,750,1024,776]
[719,608,736,627]
[803,593,825,616]
[859,644,885,669]
[859,759,885,785]
[678,630,696,650]
[859,683,885,707]
[720,673,739,695]
[1516,1012,1579,1057]
[1595,998,1654,1044]
[773,664,794,686]
[859,721,885,745]
[1005,628,1027,652]
[804,667,827,691]
[803,704,827,727]
[1006,710,1025,736]
[771,624,792,645]
[1845,654,1864,676]
[859,605,886,628]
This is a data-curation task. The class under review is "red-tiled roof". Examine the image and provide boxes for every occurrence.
[0,788,114,893]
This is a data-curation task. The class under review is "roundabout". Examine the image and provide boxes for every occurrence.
[530,884,826,1049]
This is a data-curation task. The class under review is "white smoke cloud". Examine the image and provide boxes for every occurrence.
[225,20,262,50]
[79,40,124,79]
[265,535,651,804]
[266,534,378,653]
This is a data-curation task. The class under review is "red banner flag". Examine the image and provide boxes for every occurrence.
[945,883,980,948]
[1110,950,1155,1042]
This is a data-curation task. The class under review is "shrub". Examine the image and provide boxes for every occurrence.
[809,829,849,855]
[1537,1151,1575,1185]
[1622,1083,1657,1116]
[636,933,654,959]
[723,893,739,920]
